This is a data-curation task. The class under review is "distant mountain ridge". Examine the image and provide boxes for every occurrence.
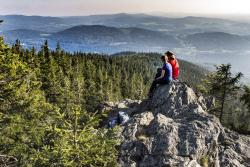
[1,13,250,82]
[1,25,179,53]
[3,26,250,52]
[184,32,250,50]
[51,25,178,45]
[2,13,250,52]
[3,29,46,39]
[1,13,250,35]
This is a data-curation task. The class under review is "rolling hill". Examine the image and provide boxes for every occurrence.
[3,29,47,40]
[1,25,180,53]
[1,14,250,35]
[184,32,250,50]
[51,25,179,46]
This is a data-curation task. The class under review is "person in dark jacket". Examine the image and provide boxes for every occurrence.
[148,55,172,98]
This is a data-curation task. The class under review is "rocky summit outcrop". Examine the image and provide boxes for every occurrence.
[118,82,250,167]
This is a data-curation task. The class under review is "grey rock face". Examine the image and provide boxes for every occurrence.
[101,99,142,112]
[119,82,250,167]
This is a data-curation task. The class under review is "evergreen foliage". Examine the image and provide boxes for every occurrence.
[0,38,119,166]
[198,64,250,134]
[236,85,250,134]
[241,86,250,112]
[199,64,243,121]
[0,38,207,165]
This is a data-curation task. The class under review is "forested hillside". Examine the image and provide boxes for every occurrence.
[0,38,207,166]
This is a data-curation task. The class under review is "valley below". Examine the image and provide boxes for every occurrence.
[1,13,250,82]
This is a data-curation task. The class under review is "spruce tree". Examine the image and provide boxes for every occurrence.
[1,36,220,165]
[12,39,21,54]
[200,64,243,122]
[241,85,250,112]
[0,37,55,166]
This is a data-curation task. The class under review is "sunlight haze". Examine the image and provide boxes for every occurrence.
[1,0,250,16]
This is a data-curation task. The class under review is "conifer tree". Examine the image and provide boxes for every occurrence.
[1,35,225,165]
[0,37,55,166]
[12,39,21,54]
[200,64,243,122]
[241,85,250,112]
[56,41,62,54]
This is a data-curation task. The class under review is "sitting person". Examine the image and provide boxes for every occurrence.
[165,51,179,80]
[155,68,162,79]
[148,55,172,98]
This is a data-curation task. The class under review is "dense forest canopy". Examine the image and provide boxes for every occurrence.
[0,38,207,166]
[1,38,249,166]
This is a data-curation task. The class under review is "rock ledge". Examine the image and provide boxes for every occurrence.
[119,82,250,167]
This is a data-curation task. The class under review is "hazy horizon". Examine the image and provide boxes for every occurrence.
[1,0,250,82]
[1,0,250,17]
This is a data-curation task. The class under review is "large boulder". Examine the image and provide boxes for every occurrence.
[119,82,250,167]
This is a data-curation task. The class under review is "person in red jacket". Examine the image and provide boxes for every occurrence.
[165,51,179,80]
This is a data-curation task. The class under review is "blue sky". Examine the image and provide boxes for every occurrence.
[1,0,250,16]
